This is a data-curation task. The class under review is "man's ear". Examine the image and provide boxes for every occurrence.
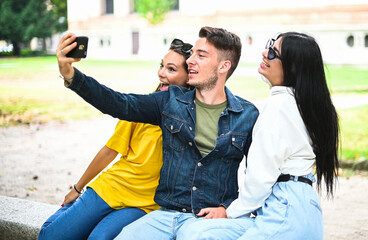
[219,60,231,74]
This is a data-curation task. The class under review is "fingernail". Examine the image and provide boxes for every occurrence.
[61,204,64,207]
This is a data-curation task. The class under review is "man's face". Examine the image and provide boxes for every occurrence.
[186,38,220,91]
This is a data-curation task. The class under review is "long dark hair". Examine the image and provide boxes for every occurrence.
[277,32,339,196]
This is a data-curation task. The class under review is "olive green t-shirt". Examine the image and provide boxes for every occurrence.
[195,98,227,157]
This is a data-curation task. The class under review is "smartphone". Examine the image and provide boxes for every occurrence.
[66,36,88,58]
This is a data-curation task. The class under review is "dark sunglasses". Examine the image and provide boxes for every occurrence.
[265,38,282,60]
[171,38,193,54]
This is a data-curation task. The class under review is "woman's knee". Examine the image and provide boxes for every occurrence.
[37,227,49,240]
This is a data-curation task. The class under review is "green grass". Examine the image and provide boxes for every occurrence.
[0,56,367,161]
[338,105,368,160]
[0,56,160,125]
[325,65,368,93]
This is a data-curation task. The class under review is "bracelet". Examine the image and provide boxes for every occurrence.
[59,74,74,82]
[73,184,84,194]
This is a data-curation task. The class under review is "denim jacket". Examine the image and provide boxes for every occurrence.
[68,68,259,214]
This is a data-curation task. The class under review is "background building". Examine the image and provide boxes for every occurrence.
[64,0,368,65]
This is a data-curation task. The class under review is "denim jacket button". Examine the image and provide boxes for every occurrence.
[192,186,197,191]
[182,208,187,212]
[189,126,193,131]
[188,142,193,146]
[170,125,173,130]
[197,162,202,167]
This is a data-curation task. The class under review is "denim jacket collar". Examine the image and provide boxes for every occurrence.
[176,86,243,113]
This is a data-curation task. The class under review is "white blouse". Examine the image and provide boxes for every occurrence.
[227,86,316,219]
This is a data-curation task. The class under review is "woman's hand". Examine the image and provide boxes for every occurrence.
[59,146,118,207]
[56,33,80,81]
[196,206,228,219]
[61,188,80,207]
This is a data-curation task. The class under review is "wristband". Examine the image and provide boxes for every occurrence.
[59,74,74,81]
[73,184,84,194]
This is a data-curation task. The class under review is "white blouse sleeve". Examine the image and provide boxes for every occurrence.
[227,91,303,218]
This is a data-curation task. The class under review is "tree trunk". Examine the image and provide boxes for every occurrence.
[11,41,20,56]
[42,38,47,51]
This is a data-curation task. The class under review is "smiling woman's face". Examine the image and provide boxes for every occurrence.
[157,50,188,91]
[258,37,284,87]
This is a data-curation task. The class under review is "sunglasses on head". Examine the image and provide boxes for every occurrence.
[265,38,282,61]
[171,38,193,54]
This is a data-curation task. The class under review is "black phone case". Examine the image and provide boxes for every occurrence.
[66,36,88,58]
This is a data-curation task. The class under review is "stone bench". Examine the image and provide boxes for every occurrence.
[0,195,59,240]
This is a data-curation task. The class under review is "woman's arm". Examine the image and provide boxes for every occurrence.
[227,88,313,218]
[62,145,118,206]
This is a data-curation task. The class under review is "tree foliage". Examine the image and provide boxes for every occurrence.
[50,0,68,32]
[134,0,175,25]
[0,0,58,55]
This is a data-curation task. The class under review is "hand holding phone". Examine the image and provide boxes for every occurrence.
[66,36,89,58]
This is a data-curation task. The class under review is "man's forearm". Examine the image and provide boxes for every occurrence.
[66,68,162,125]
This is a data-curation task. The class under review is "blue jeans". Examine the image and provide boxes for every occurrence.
[38,188,146,240]
[114,208,210,240]
[175,174,323,240]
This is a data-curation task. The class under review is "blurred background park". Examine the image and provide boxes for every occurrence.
[1,1,368,239]
[1,0,367,163]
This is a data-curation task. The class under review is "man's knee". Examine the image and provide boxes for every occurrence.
[178,218,248,240]
[177,220,217,240]
[177,229,215,240]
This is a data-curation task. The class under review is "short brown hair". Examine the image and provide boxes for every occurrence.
[199,26,242,79]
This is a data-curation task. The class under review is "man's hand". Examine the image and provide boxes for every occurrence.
[197,206,228,219]
[56,33,80,81]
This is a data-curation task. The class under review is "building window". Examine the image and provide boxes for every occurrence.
[100,38,111,47]
[132,32,139,55]
[247,36,253,45]
[106,0,114,14]
[172,0,179,10]
[129,0,135,13]
[346,35,354,47]
[365,34,368,48]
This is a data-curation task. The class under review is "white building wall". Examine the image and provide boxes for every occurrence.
[65,0,368,65]
[68,0,101,20]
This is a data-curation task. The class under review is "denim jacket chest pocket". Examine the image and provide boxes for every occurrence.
[231,134,246,152]
[215,133,248,162]
[164,117,190,151]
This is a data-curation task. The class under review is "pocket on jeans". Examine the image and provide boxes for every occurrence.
[264,193,289,220]
[259,194,290,237]
[310,199,322,213]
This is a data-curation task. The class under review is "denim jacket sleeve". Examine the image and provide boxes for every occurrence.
[66,68,163,125]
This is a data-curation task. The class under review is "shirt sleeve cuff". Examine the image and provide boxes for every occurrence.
[65,67,84,91]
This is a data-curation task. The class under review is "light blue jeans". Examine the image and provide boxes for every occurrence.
[114,208,208,240]
[38,188,146,240]
[177,173,324,240]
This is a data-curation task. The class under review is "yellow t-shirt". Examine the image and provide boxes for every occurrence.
[88,120,162,213]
